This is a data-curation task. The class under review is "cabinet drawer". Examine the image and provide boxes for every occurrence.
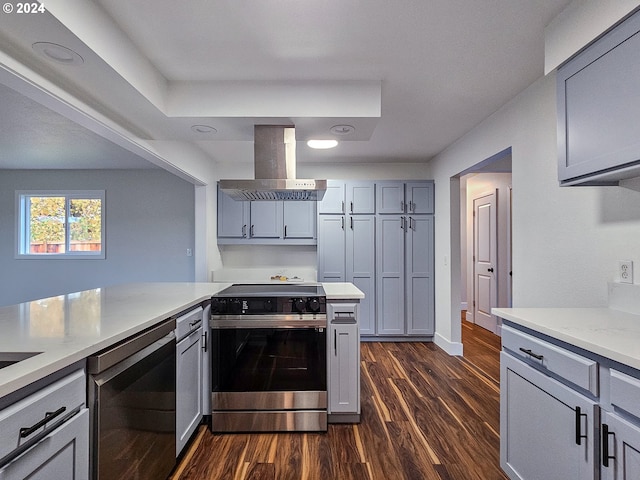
[502,325,598,395]
[610,369,640,420]
[0,369,85,461]
[176,306,203,341]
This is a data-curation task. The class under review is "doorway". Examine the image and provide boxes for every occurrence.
[458,149,512,339]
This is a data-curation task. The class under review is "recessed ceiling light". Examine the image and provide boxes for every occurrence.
[32,42,84,66]
[307,139,338,149]
[191,125,217,134]
[330,125,355,135]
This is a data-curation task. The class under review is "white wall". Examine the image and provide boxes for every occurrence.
[430,69,640,354]
[0,169,196,306]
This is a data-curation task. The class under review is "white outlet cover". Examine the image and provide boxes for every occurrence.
[619,260,633,284]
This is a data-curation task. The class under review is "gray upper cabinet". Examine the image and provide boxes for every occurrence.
[318,180,346,214]
[376,181,405,214]
[318,180,375,215]
[217,184,316,244]
[283,202,316,239]
[217,186,249,238]
[346,181,375,214]
[406,181,434,214]
[376,181,434,214]
[557,10,640,186]
[249,201,282,238]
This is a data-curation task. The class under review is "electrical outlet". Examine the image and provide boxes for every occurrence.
[186,248,193,257]
[619,260,633,284]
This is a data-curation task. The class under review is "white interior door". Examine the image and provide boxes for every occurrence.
[473,190,498,333]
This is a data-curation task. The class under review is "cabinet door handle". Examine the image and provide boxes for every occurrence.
[574,406,587,445]
[487,267,494,273]
[334,330,337,355]
[341,217,345,230]
[401,200,405,212]
[242,224,247,237]
[409,217,413,230]
[518,347,544,360]
[350,201,353,213]
[250,225,254,237]
[602,423,616,467]
[400,217,405,230]
[20,406,67,438]
[341,201,345,214]
[202,330,208,352]
[411,201,416,212]
[350,216,353,229]
[284,225,287,238]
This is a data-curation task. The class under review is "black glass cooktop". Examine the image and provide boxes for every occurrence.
[213,284,325,298]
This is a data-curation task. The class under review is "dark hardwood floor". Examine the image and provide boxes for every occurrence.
[171,323,505,480]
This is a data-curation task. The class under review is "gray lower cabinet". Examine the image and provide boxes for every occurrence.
[0,409,89,480]
[0,368,89,480]
[500,352,597,480]
[557,9,640,186]
[376,214,434,337]
[601,410,640,480]
[318,215,375,336]
[327,301,360,422]
[176,307,204,457]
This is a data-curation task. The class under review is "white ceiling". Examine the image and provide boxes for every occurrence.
[0,0,572,171]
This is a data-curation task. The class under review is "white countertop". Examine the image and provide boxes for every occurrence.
[493,307,640,371]
[0,281,363,399]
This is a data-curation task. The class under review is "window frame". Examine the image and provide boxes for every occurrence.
[16,190,106,259]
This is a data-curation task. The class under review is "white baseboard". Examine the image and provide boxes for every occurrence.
[434,332,463,356]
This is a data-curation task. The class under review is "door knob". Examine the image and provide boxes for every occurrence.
[487,267,494,272]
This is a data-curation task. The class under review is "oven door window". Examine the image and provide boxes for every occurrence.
[212,328,326,392]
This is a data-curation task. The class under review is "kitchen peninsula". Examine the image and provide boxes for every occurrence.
[0,282,363,480]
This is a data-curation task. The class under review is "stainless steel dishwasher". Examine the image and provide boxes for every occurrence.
[88,318,176,480]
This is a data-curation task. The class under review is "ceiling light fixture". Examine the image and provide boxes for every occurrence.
[191,125,217,134]
[307,139,338,149]
[32,42,84,66]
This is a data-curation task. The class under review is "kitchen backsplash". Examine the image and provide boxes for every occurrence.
[212,267,318,283]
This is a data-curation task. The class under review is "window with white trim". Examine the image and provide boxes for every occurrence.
[17,191,105,259]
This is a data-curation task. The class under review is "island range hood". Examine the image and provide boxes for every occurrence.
[219,125,327,201]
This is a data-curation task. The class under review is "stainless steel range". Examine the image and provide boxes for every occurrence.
[210,284,327,432]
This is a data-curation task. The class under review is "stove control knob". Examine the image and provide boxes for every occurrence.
[292,298,306,313]
[211,298,226,314]
[229,299,243,314]
[263,299,274,312]
[306,298,321,313]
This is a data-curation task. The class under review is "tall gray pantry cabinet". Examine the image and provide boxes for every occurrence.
[317,181,376,335]
[318,180,435,339]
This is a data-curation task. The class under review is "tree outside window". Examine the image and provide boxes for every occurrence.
[18,191,105,258]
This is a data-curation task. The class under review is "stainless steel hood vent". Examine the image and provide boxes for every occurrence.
[219,125,327,201]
